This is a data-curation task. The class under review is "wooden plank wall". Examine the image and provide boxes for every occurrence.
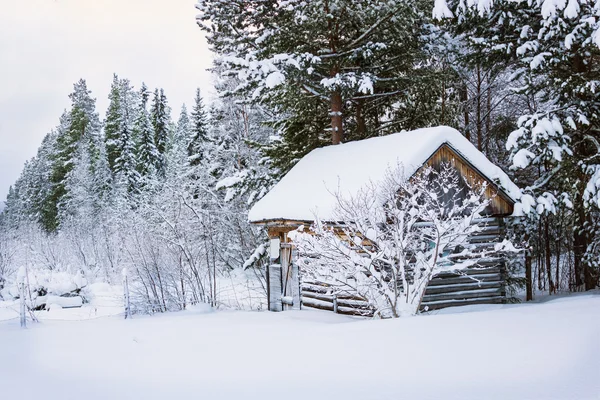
[301,218,509,316]
[424,144,514,216]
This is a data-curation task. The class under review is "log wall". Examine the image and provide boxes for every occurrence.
[301,217,510,317]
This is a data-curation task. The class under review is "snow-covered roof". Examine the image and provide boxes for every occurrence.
[249,126,521,223]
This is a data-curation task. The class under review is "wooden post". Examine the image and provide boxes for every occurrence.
[123,268,132,319]
[333,294,338,314]
[268,238,283,312]
[280,243,290,311]
[268,264,283,312]
[19,282,26,328]
[291,248,301,310]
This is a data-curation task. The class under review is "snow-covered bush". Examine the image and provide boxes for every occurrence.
[291,163,502,317]
[0,226,16,300]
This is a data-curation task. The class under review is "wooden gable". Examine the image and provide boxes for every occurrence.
[422,144,514,216]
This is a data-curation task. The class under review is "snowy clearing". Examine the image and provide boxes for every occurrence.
[1,293,599,400]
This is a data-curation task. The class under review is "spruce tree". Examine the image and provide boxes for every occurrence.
[135,83,159,180]
[104,74,122,175]
[188,88,210,166]
[175,105,191,153]
[45,80,101,232]
[114,79,140,194]
[197,0,451,173]
[151,88,170,176]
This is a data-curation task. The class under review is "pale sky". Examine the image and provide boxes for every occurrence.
[0,0,214,205]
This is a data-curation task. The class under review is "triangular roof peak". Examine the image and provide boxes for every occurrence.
[249,126,520,223]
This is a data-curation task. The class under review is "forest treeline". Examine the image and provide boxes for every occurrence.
[0,0,598,311]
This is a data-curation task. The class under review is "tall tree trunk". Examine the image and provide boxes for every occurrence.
[573,176,587,290]
[326,0,343,145]
[555,222,561,292]
[331,90,344,144]
[524,232,533,301]
[525,251,533,301]
[571,52,596,291]
[461,81,470,141]
[485,79,492,155]
[356,98,366,139]
[441,68,446,125]
[476,65,483,151]
[544,217,555,294]
[537,221,543,291]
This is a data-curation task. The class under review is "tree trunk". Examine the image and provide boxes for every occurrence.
[331,90,344,144]
[571,52,596,291]
[441,68,446,125]
[485,79,492,155]
[555,222,561,292]
[476,65,482,151]
[356,98,366,139]
[544,217,555,294]
[573,177,587,290]
[461,81,470,141]
[524,232,533,301]
[525,251,533,301]
[537,220,543,291]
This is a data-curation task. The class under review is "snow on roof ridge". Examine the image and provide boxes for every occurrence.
[249,126,521,223]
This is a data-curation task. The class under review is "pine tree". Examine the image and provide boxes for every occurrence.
[113,78,140,194]
[151,88,170,176]
[104,74,122,175]
[197,0,451,173]
[135,83,160,180]
[175,105,191,154]
[165,105,192,183]
[188,88,210,166]
[45,80,102,232]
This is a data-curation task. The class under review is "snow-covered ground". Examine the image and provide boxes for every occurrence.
[1,293,598,400]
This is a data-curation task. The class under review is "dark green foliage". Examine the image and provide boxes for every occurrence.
[151,88,170,175]
[104,74,122,175]
[135,83,159,179]
[188,88,210,166]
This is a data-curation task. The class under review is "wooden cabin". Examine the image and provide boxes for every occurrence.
[248,126,521,316]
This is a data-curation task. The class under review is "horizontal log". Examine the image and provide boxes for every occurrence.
[302,298,334,311]
[413,217,502,228]
[473,217,504,224]
[398,273,502,290]
[433,267,501,279]
[422,287,504,302]
[302,299,373,316]
[301,291,367,303]
[337,299,371,309]
[422,296,506,311]
[301,285,366,301]
[301,292,334,302]
[424,281,502,295]
[469,242,501,251]
[445,253,505,261]
[302,280,337,288]
[468,234,503,243]
[336,306,374,317]
[427,274,502,287]
[472,226,505,235]
[301,283,332,294]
